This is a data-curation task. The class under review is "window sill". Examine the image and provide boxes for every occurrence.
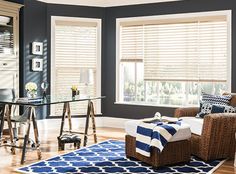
[114,101,198,108]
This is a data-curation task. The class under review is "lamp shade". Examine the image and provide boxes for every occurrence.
[80,69,94,85]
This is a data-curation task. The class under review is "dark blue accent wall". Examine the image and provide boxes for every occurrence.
[22,0,47,119]
[5,0,236,119]
[6,0,24,4]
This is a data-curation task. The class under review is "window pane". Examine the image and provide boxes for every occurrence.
[187,82,199,105]
[200,82,227,95]
[121,63,135,102]
[159,81,185,106]
[136,63,145,102]
[145,81,158,103]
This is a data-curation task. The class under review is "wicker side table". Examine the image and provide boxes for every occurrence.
[125,135,190,168]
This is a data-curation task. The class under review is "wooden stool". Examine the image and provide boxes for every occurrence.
[57,133,81,151]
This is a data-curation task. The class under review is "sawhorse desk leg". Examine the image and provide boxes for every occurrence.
[21,107,41,164]
[83,100,97,147]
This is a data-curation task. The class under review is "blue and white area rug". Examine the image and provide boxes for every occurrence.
[16,140,224,174]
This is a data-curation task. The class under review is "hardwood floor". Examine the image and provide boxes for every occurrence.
[0,119,235,174]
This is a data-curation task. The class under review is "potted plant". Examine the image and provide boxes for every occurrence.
[71,85,79,98]
[25,82,37,98]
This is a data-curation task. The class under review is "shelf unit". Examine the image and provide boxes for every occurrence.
[0,1,22,98]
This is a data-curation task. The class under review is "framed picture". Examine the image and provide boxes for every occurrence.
[32,58,43,71]
[32,42,43,55]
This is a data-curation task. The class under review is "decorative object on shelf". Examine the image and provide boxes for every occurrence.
[32,42,43,55]
[32,58,43,71]
[25,82,37,98]
[71,85,79,98]
[41,81,49,98]
[80,69,94,97]
[0,16,10,25]
[0,29,14,55]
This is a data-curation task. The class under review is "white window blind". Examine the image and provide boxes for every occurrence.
[120,25,143,62]
[120,16,228,82]
[53,20,98,116]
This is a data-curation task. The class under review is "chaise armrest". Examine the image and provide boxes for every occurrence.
[174,107,199,118]
[199,113,236,160]
[202,113,236,138]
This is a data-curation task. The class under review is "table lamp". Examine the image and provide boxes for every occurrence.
[80,69,94,97]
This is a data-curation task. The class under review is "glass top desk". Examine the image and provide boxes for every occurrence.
[0,95,105,164]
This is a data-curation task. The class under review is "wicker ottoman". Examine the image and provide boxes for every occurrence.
[125,118,191,168]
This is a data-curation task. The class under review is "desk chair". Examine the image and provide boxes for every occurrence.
[0,89,31,150]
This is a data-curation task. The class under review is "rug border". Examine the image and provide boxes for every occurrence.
[206,159,226,174]
[15,139,116,174]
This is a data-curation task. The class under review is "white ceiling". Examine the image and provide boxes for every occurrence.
[37,0,181,7]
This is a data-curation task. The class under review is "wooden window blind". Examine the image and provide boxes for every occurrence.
[120,16,228,82]
[53,21,98,116]
[120,25,144,62]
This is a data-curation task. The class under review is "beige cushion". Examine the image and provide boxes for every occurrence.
[181,117,203,136]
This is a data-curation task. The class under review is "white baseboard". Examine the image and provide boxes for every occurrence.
[100,117,132,129]
[37,116,132,129]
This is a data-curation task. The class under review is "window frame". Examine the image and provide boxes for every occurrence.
[51,16,102,116]
[116,10,232,107]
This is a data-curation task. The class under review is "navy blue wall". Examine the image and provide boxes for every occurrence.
[6,0,24,4]
[5,0,236,119]
[22,0,47,118]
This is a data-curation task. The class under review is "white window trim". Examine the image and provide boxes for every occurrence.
[51,16,102,116]
[116,10,232,107]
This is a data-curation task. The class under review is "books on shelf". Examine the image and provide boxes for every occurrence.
[17,97,43,103]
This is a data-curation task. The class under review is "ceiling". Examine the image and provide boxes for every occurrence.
[37,0,181,7]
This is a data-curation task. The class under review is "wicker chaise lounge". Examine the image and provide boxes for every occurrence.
[175,94,236,161]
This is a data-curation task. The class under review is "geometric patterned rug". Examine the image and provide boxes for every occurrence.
[16,140,225,174]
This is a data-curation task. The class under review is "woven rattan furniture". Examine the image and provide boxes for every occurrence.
[125,135,190,167]
[175,94,236,161]
[125,118,191,167]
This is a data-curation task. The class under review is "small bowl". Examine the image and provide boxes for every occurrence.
[0,16,10,25]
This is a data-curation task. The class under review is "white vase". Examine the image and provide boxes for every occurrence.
[27,90,37,98]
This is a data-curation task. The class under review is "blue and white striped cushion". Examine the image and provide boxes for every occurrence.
[136,121,181,157]
[201,93,231,106]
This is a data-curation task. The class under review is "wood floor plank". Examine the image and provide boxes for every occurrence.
[0,120,234,174]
